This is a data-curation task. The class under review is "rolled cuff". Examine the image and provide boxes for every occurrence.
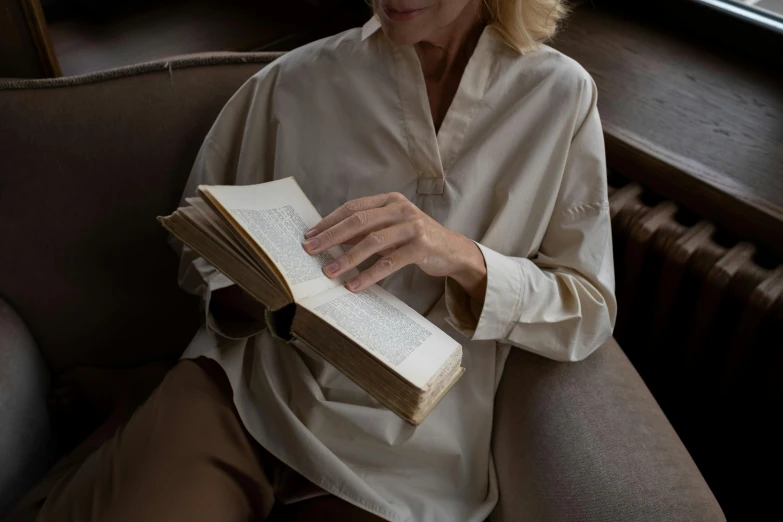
[200,261,234,324]
[445,242,524,341]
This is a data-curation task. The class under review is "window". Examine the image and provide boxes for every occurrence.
[694,0,783,32]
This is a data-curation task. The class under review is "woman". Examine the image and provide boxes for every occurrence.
[7,1,615,521]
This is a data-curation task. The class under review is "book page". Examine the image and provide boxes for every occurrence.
[299,284,461,389]
[201,178,355,301]
[182,200,267,274]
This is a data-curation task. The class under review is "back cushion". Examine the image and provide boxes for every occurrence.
[0,55,279,371]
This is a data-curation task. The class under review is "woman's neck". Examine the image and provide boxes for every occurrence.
[413,2,484,131]
[414,14,484,81]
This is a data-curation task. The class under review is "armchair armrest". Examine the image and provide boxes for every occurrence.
[0,298,54,518]
[490,338,725,521]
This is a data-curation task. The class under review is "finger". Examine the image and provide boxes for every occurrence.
[305,192,406,238]
[345,244,420,292]
[343,239,394,256]
[340,234,367,246]
[323,223,415,278]
[304,206,404,254]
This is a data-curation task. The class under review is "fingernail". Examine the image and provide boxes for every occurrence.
[346,278,359,291]
[303,238,319,250]
[324,262,339,274]
[305,228,317,239]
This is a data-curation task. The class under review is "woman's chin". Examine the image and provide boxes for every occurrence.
[379,24,429,46]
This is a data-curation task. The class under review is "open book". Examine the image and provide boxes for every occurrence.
[159,177,463,425]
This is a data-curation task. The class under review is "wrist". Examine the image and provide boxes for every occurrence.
[450,237,487,300]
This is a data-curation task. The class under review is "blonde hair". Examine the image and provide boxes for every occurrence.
[483,0,569,53]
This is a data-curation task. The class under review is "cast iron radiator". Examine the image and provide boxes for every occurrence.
[607,170,782,515]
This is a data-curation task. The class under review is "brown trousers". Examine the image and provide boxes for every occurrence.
[6,360,383,522]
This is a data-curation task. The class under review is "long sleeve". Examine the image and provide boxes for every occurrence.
[171,63,282,338]
[446,79,617,362]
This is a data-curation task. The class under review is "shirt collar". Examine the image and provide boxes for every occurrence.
[361,16,382,41]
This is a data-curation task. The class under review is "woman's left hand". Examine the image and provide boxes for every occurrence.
[302,192,487,298]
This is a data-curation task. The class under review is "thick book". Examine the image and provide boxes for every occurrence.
[158,177,464,425]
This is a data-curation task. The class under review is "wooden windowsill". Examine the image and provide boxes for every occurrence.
[551,7,783,257]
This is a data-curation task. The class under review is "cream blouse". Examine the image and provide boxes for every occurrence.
[176,17,616,522]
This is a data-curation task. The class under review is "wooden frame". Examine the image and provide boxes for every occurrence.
[20,0,61,77]
[0,0,60,78]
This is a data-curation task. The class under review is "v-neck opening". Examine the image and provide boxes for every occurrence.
[433,28,493,166]
[390,27,495,195]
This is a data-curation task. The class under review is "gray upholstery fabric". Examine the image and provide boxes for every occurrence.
[0,298,54,518]
[491,337,725,521]
[0,53,281,372]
